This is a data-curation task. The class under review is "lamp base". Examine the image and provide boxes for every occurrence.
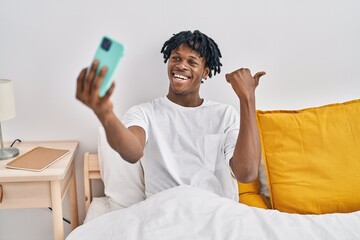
[0,147,19,160]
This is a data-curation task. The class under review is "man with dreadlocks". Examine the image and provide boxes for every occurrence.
[76,30,265,201]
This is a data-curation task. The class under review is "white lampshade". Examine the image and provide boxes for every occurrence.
[0,79,16,121]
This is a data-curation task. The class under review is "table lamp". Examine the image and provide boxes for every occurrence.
[0,79,19,160]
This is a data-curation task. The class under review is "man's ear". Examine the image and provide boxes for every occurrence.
[203,67,210,80]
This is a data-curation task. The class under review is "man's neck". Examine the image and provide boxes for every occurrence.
[166,94,204,107]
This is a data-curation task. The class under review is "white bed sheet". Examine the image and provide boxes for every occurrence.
[71,186,360,240]
[83,197,110,224]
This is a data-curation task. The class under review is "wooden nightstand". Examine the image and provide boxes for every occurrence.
[0,141,79,240]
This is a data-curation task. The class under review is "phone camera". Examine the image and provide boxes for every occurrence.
[101,37,112,51]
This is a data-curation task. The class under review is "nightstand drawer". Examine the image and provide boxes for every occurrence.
[0,181,51,209]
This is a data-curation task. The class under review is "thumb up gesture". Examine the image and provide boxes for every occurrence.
[225,68,266,99]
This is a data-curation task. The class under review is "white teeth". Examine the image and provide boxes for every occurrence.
[174,74,188,80]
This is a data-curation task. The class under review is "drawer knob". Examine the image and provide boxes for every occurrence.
[0,185,3,203]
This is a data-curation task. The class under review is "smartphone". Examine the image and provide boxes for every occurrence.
[92,36,124,97]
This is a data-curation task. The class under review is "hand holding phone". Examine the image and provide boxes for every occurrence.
[92,36,124,97]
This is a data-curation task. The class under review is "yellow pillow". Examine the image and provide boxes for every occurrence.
[238,179,270,209]
[256,99,360,214]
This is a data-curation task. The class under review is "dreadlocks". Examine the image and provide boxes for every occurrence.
[160,30,222,78]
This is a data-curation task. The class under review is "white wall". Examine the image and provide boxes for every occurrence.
[0,0,359,239]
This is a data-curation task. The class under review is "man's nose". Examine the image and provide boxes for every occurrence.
[176,60,189,70]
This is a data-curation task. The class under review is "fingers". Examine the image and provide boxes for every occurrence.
[225,73,232,83]
[254,71,266,83]
[82,60,108,98]
[85,60,99,95]
[91,65,107,97]
[76,60,111,108]
[76,68,87,100]
[254,71,266,81]
[253,71,266,86]
[225,68,251,83]
[101,82,115,102]
[226,68,266,88]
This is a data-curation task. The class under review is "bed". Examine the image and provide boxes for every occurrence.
[66,99,360,239]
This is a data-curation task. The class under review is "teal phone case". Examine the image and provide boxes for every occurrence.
[93,36,124,97]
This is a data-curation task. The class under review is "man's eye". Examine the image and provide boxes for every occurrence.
[189,61,198,66]
[171,57,180,61]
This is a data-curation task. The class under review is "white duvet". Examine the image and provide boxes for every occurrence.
[67,185,360,240]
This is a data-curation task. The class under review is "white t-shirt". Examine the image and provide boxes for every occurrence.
[122,96,239,201]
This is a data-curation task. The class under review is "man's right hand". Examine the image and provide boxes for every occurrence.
[76,61,145,163]
[76,60,115,120]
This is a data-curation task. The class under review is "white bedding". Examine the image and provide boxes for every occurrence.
[83,197,110,224]
[68,185,360,240]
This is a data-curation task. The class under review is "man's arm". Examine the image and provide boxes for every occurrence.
[225,68,265,183]
[76,60,145,163]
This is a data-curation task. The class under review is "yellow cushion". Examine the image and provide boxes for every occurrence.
[238,179,270,209]
[256,99,360,214]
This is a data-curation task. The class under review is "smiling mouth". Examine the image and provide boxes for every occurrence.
[173,74,190,81]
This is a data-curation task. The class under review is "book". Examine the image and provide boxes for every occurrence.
[6,146,70,172]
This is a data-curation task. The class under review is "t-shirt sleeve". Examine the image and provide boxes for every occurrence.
[122,105,149,142]
[224,105,240,162]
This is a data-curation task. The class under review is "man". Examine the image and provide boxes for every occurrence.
[76,30,265,201]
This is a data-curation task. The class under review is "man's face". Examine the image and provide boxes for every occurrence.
[167,44,210,97]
